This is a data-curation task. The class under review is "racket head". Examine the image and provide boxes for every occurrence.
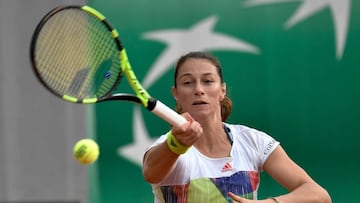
[30,5,123,104]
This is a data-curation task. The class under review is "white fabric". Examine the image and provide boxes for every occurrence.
[145,123,280,203]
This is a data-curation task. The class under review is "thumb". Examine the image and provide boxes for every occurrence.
[228,192,247,202]
[181,112,194,122]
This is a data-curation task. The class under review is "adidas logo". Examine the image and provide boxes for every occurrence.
[221,162,232,172]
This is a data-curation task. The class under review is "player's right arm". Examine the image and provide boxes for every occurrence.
[142,140,180,184]
[142,113,202,184]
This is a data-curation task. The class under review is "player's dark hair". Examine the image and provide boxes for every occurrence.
[173,51,232,121]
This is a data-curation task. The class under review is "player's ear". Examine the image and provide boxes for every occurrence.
[171,86,178,100]
[220,83,226,100]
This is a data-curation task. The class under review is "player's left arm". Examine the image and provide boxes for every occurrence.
[263,145,332,203]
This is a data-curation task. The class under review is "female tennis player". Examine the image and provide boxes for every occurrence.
[142,51,331,203]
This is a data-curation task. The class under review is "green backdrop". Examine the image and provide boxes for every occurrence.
[88,0,359,202]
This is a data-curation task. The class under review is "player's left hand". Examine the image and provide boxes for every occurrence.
[228,192,273,203]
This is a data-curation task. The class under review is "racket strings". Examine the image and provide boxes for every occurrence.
[37,11,89,94]
[33,8,122,100]
[87,18,120,96]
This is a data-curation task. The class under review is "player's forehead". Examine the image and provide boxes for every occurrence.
[177,58,219,77]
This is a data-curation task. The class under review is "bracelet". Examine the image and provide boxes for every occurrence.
[166,131,190,155]
[269,197,280,203]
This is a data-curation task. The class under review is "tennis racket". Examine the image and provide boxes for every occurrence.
[30,5,186,127]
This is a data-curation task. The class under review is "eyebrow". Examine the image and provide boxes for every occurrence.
[178,72,215,79]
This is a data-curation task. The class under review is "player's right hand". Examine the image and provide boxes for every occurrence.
[171,112,203,146]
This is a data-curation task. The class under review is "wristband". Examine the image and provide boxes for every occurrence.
[269,197,280,203]
[166,131,190,155]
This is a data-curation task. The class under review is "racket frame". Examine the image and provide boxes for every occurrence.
[30,5,187,127]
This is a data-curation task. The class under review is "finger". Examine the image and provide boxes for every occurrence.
[228,192,244,201]
[181,112,194,122]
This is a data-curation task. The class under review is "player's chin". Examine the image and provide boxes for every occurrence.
[189,105,209,113]
[189,106,211,116]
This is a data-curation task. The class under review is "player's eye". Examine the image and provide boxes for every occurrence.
[183,81,193,85]
[203,79,214,84]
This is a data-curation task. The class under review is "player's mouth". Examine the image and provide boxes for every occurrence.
[192,100,208,106]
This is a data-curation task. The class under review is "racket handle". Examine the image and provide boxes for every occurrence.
[149,99,187,127]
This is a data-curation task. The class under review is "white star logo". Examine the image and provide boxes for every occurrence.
[117,107,155,165]
[244,0,351,60]
[118,15,260,166]
[142,15,260,88]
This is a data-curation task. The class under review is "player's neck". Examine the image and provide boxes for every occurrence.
[194,122,232,158]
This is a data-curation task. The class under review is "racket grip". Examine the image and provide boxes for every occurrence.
[150,100,187,127]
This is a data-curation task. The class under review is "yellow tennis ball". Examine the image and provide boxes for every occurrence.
[73,139,99,164]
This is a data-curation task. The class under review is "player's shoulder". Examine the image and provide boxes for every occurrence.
[224,122,265,135]
[224,122,272,142]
